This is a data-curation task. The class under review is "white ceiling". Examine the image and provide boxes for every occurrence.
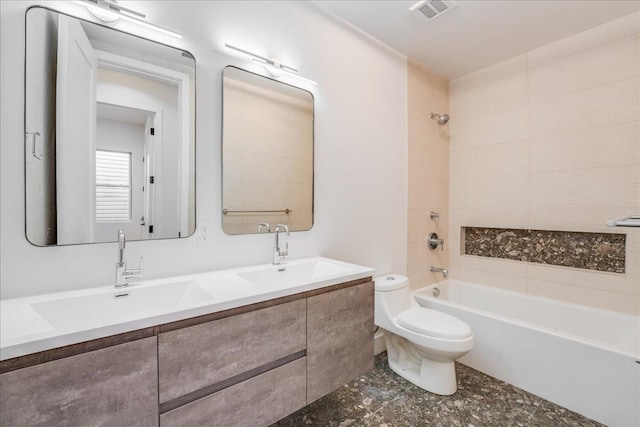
[314,0,640,80]
[97,103,150,125]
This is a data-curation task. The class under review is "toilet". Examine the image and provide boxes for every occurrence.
[374,274,473,395]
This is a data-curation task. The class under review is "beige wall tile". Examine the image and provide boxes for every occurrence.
[286,159,314,185]
[410,145,448,181]
[528,11,640,68]
[450,54,527,94]
[409,175,448,210]
[408,239,448,289]
[450,140,527,179]
[527,279,640,316]
[449,207,529,230]
[407,62,449,287]
[407,267,433,290]
[409,115,448,159]
[245,152,288,181]
[447,219,464,265]
[529,121,639,173]
[450,71,528,120]
[449,105,528,151]
[529,165,639,209]
[408,208,429,243]
[408,61,449,94]
[449,253,461,269]
[528,260,639,296]
[408,108,430,147]
[529,36,639,102]
[428,209,449,235]
[408,70,431,114]
[446,12,640,315]
[450,174,528,211]
[288,208,313,230]
[222,178,243,208]
[287,182,313,208]
[529,207,640,234]
[408,64,448,114]
[459,255,528,278]
[449,266,528,293]
[222,148,243,180]
[529,78,639,137]
[408,110,449,154]
[408,208,448,243]
[408,239,448,271]
[627,233,640,253]
[222,75,313,233]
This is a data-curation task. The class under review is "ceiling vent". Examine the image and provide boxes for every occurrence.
[410,0,458,21]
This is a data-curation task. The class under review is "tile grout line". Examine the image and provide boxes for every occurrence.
[452,71,638,124]
[451,30,638,97]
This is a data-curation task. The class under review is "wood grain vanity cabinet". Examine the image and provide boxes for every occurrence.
[307,281,375,403]
[160,358,307,427]
[158,280,373,425]
[157,299,306,406]
[0,337,158,426]
[0,278,374,427]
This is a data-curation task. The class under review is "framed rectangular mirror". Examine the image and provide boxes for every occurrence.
[221,66,314,235]
[25,6,196,246]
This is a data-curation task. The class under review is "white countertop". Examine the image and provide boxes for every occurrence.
[1,257,374,361]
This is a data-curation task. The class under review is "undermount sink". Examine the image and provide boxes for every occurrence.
[31,280,212,330]
[236,260,354,288]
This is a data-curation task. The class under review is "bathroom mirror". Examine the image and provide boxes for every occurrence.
[221,66,314,235]
[25,7,196,246]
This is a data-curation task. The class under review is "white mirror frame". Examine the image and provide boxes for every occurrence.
[95,50,191,236]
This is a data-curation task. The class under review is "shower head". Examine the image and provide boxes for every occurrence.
[430,113,450,125]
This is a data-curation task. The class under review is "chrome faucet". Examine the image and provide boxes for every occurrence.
[273,224,289,265]
[116,229,143,288]
[258,223,271,233]
[430,266,448,278]
[428,232,445,251]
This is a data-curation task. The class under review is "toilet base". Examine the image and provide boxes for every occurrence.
[384,332,459,396]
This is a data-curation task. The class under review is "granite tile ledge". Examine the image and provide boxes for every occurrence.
[463,227,625,273]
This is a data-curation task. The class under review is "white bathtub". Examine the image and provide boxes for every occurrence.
[413,280,640,427]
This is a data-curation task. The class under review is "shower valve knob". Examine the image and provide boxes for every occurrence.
[428,232,445,251]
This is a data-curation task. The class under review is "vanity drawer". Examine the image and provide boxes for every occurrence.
[158,299,306,403]
[160,357,306,427]
[0,337,158,427]
[307,281,374,403]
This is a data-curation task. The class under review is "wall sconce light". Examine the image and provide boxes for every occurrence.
[75,0,183,39]
[225,43,317,85]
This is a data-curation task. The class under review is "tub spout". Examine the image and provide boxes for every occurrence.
[430,266,448,278]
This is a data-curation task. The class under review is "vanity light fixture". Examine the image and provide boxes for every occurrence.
[75,0,183,39]
[225,43,317,85]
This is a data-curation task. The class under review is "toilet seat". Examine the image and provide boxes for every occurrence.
[396,307,472,340]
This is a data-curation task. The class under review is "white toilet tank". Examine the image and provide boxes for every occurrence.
[374,274,413,330]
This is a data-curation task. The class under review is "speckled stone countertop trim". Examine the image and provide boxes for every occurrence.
[463,227,625,273]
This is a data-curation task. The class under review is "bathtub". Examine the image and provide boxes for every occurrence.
[413,280,639,427]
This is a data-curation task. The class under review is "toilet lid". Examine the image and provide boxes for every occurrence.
[396,307,472,340]
[374,274,409,292]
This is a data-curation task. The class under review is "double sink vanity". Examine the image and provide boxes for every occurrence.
[1,258,375,426]
[3,5,374,426]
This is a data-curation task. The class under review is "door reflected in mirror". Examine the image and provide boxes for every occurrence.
[222,66,314,235]
[25,7,196,246]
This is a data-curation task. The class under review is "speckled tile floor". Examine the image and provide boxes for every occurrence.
[273,352,603,427]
